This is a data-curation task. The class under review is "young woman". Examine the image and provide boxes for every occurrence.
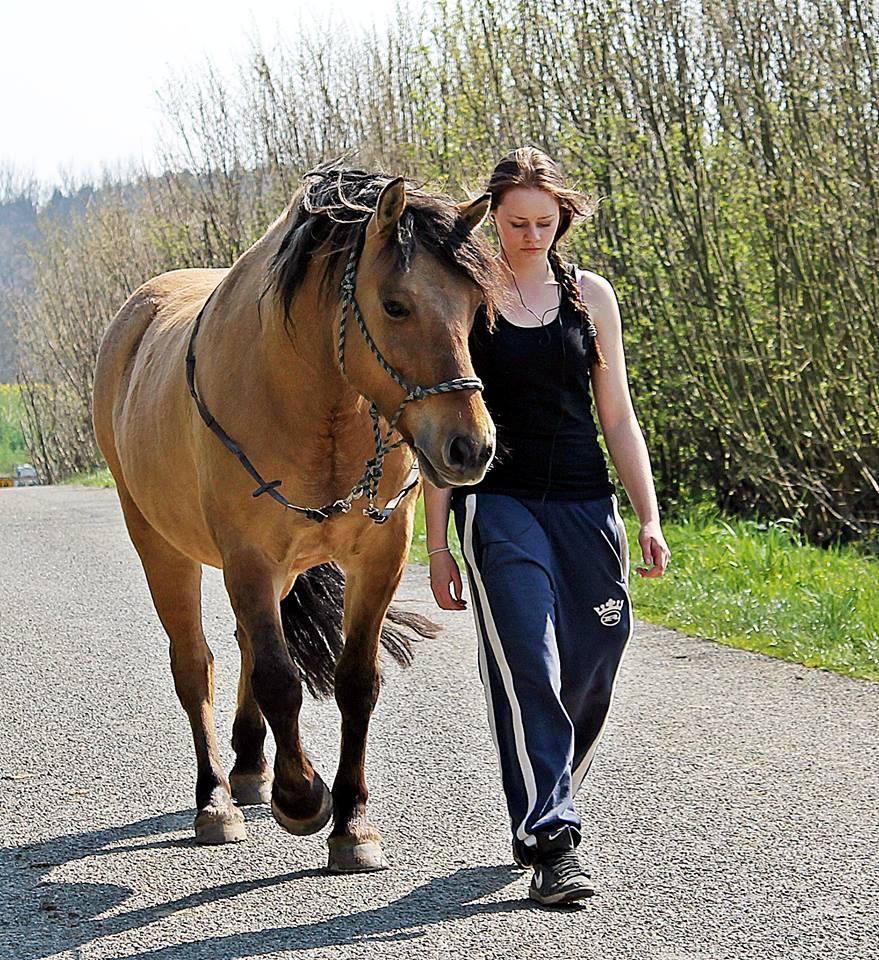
[423,147,670,907]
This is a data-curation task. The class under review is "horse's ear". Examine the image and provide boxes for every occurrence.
[456,193,492,231]
[368,177,407,239]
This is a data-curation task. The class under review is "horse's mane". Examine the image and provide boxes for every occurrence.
[268,165,500,326]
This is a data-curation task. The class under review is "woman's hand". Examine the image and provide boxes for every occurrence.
[636,520,671,578]
[429,550,468,610]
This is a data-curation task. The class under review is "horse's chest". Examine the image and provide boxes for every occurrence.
[310,406,374,488]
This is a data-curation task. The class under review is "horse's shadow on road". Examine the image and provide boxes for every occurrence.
[2,808,534,960]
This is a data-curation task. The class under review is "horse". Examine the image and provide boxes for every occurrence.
[92,167,499,872]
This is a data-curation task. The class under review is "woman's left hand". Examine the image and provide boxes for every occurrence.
[636,520,671,578]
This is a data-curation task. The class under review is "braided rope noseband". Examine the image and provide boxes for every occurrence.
[185,230,484,523]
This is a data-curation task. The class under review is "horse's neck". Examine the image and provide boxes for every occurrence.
[194,228,358,442]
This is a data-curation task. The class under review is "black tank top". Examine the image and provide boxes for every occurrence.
[454,287,614,502]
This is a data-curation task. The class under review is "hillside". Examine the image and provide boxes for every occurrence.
[0,187,95,381]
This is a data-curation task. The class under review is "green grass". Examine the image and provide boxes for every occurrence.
[410,497,879,683]
[63,467,116,487]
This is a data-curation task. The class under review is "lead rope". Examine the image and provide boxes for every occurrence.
[186,237,484,524]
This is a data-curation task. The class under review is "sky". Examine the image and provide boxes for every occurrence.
[0,0,403,188]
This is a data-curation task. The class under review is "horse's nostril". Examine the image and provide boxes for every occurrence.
[445,434,493,472]
[447,434,475,470]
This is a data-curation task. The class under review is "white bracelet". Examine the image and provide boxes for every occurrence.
[427,546,451,557]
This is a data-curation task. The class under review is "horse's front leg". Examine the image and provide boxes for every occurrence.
[224,554,332,836]
[229,629,273,806]
[327,559,402,873]
[119,489,245,845]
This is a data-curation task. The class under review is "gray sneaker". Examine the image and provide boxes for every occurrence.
[528,830,595,907]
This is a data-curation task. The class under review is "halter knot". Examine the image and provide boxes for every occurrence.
[252,479,283,498]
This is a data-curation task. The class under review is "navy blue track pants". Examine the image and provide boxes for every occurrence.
[452,492,633,854]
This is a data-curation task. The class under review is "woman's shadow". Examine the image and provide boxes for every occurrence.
[2,808,534,960]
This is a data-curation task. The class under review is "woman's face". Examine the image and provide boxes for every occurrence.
[493,187,561,261]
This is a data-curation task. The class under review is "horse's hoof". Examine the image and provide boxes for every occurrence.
[194,804,247,845]
[327,837,389,873]
[271,776,333,836]
[230,770,273,806]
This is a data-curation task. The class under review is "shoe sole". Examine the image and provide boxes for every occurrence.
[529,884,596,907]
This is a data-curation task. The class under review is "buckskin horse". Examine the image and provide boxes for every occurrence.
[92,168,499,872]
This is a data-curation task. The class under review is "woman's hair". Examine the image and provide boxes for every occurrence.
[486,147,606,368]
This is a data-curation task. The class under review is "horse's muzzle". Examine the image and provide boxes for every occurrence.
[444,432,494,476]
[415,430,494,488]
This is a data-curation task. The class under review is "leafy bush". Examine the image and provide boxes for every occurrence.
[0,384,27,474]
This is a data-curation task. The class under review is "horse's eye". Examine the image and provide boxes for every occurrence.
[382,300,410,319]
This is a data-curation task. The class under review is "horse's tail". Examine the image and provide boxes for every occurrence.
[279,562,441,699]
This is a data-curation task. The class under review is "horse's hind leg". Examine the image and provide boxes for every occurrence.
[229,630,272,805]
[119,491,245,844]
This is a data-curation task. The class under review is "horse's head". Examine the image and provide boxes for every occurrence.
[270,170,502,489]
[339,177,499,488]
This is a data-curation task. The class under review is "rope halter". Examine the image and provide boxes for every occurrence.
[186,227,484,523]
[335,239,484,522]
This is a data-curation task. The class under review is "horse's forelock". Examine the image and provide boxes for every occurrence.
[268,169,501,327]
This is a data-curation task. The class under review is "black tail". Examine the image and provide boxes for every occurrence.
[279,563,441,699]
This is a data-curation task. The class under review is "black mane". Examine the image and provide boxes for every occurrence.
[268,165,500,326]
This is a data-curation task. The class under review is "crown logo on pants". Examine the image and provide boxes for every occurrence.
[593,597,624,626]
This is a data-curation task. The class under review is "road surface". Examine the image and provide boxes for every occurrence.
[1,487,877,959]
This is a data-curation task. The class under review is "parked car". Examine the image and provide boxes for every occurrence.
[13,464,39,487]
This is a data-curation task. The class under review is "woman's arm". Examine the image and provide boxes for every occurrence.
[423,480,454,551]
[579,270,671,579]
[422,480,468,609]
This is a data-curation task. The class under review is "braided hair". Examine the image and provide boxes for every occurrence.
[487,147,607,369]
[548,247,607,369]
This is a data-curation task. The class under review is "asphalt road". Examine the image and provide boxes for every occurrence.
[1,487,877,960]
